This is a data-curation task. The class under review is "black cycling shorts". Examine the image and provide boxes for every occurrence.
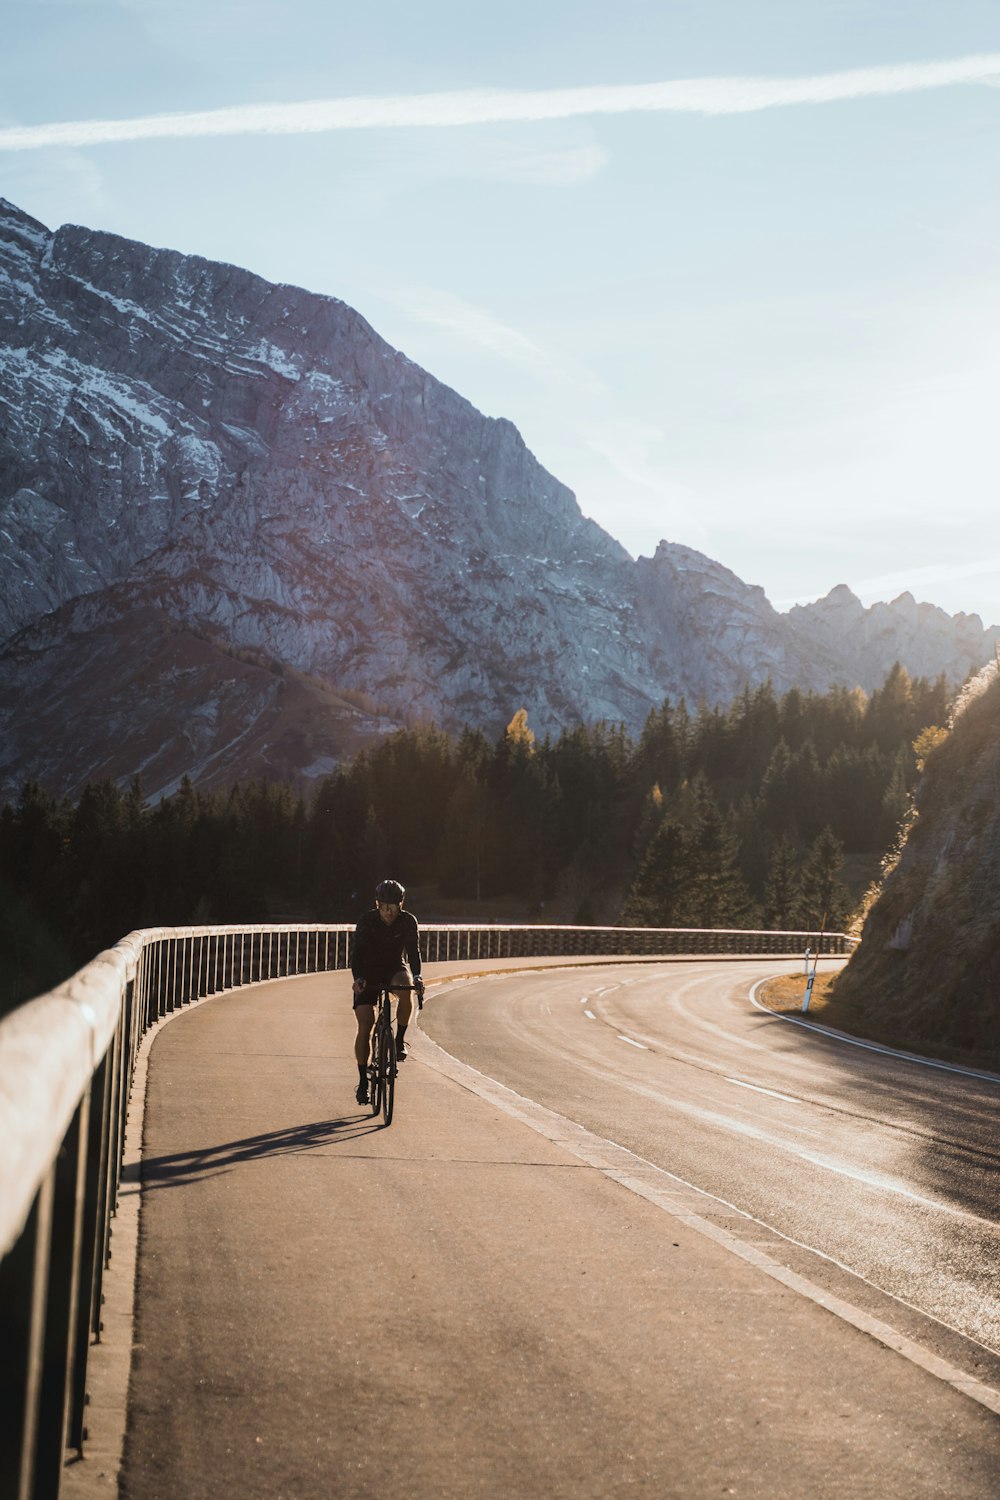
[353,968,410,1008]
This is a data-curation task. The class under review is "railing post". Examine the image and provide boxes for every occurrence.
[156,939,167,1019]
[0,1169,54,1500]
[84,1043,113,1348]
[102,1015,125,1251]
[30,1094,90,1494]
[70,1045,110,1454]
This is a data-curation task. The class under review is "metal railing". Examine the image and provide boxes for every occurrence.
[0,919,853,1498]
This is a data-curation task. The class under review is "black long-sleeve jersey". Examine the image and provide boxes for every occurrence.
[350,907,422,984]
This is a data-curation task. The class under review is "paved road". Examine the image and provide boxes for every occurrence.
[420,960,1000,1364]
[119,961,1000,1498]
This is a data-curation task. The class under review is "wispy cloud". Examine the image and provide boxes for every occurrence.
[484,142,610,185]
[775,558,1000,615]
[389,288,604,395]
[3,52,1000,151]
[586,421,679,496]
[852,558,1000,603]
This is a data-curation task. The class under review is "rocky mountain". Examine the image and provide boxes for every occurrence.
[1,195,997,801]
[832,660,1000,1066]
[786,584,995,695]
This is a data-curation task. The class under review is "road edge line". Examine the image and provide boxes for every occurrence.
[414,1026,1000,1419]
[748,980,1000,1085]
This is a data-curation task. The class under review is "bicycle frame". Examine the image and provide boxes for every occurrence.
[366,982,422,1126]
[368,988,396,1125]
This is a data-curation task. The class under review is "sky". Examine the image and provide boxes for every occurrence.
[2,0,1000,627]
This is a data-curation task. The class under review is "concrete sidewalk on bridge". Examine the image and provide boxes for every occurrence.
[112,967,999,1500]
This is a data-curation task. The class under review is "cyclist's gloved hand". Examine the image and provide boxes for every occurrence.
[415,976,425,1008]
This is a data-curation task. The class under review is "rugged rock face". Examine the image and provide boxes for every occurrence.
[787,585,996,696]
[634,543,835,703]
[834,662,1000,1064]
[2,195,997,799]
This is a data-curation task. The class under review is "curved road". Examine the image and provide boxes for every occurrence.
[105,958,1000,1500]
[420,958,1000,1372]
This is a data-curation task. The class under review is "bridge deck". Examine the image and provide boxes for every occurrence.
[106,967,999,1499]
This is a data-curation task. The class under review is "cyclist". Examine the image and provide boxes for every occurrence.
[351,878,424,1105]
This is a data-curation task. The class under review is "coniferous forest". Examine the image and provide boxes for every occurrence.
[1,664,950,1016]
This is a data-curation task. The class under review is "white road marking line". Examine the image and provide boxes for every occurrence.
[454,968,996,1226]
[748,980,1000,1086]
[796,1151,977,1218]
[658,1094,997,1227]
[414,1031,1000,1419]
[725,1077,802,1104]
[474,981,997,1226]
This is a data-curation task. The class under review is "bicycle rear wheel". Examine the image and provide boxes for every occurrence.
[380,1025,396,1126]
[369,1027,381,1116]
[370,998,389,1116]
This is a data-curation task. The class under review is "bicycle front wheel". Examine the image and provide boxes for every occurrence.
[369,1046,381,1116]
[380,1026,396,1127]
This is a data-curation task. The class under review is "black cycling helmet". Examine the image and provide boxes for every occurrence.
[375,878,405,905]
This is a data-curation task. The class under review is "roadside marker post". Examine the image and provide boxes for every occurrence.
[802,913,828,1013]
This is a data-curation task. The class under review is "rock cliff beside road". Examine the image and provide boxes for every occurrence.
[833,660,1000,1065]
[1,195,997,799]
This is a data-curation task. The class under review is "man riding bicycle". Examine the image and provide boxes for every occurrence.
[351,878,424,1105]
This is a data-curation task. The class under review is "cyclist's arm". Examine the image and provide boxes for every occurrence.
[350,917,369,990]
[404,915,423,981]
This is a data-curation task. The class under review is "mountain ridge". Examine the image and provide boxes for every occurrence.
[2,196,997,800]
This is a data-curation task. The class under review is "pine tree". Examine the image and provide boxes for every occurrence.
[865,662,915,751]
[357,804,389,894]
[762,838,802,929]
[678,796,756,928]
[633,783,665,860]
[636,698,689,792]
[758,740,795,835]
[878,750,912,852]
[798,826,850,930]
[620,817,690,926]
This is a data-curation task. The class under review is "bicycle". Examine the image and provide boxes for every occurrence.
[368,982,423,1127]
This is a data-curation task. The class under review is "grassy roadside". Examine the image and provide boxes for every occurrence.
[756,972,853,1026]
[757,970,1000,1074]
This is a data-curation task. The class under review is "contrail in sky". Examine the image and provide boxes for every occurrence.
[2,53,1000,150]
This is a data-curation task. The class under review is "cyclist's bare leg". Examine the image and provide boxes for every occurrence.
[390,969,412,1028]
[354,1004,375,1068]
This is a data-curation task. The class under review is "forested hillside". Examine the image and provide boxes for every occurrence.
[1,664,949,1016]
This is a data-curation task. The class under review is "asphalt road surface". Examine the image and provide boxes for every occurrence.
[116,960,1000,1499]
[420,959,1000,1383]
